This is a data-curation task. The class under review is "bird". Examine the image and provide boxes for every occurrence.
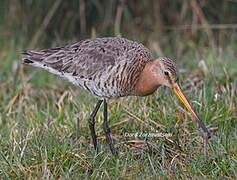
[22,37,210,155]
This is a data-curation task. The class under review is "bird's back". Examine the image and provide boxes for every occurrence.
[23,37,153,98]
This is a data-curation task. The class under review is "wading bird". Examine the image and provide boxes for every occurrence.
[22,37,210,155]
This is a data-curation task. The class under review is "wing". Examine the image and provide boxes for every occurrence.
[22,37,153,97]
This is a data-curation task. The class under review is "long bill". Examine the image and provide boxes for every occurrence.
[172,83,210,138]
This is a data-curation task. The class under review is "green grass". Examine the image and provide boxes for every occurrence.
[0,42,236,179]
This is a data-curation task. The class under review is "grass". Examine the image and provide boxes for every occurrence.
[0,40,236,179]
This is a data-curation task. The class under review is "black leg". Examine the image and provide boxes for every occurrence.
[88,100,103,152]
[102,99,116,155]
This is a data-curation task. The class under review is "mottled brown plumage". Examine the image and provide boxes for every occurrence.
[23,37,175,98]
[22,37,210,154]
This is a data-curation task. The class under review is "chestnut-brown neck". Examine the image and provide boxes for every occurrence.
[133,61,160,96]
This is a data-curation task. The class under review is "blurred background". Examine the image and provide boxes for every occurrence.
[1,0,237,56]
[0,0,237,178]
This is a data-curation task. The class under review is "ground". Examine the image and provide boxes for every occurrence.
[0,42,236,179]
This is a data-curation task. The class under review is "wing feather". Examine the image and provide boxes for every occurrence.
[22,37,153,96]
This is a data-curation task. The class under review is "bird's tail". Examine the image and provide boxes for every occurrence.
[22,47,63,64]
[21,48,78,86]
[21,48,68,78]
[22,50,45,64]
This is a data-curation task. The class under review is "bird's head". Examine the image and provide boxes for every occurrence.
[146,57,210,136]
[153,57,178,88]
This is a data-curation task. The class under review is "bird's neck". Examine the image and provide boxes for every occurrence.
[133,62,160,96]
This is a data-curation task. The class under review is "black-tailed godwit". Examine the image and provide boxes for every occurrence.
[22,37,210,155]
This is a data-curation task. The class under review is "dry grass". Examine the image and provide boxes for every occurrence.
[0,1,237,178]
[0,42,236,178]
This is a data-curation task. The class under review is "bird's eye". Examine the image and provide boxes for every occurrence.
[164,71,169,76]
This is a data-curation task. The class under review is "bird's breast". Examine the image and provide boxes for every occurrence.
[132,62,160,96]
[133,82,160,96]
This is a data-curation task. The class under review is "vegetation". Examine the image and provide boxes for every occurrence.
[0,0,236,179]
